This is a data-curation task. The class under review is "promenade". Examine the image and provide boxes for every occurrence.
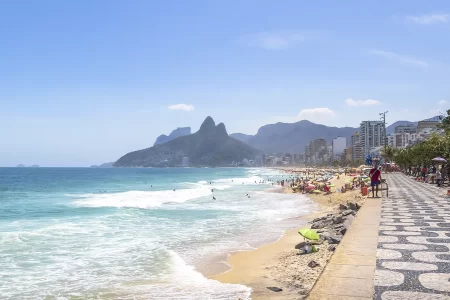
[374,173,450,299]
[309,173,450,300]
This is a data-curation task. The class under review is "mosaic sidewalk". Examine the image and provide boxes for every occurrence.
[374,173,450,300]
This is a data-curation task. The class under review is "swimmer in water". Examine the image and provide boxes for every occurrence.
[213,196,216,200]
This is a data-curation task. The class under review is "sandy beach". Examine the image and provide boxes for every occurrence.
[210,168,367,299]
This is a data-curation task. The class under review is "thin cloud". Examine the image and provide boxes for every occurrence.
[245,31,306,50]
[345,98,381,106]
[167,104,195,112]
[406,14,449,25]
[438,100,448,105]
[369,49,429,67]
[298,108,336,123]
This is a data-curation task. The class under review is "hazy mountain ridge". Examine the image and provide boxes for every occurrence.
[229,133,253,144]
[153,127,191,146]
[232,120,357,153]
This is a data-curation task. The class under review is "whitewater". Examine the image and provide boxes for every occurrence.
[0,167,316,299]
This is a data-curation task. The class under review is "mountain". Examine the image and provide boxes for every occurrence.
[115,117,261,167]
[232,120,357,153]
[230,133,253,144]
[153,127,191,146]
[16,164,26,167]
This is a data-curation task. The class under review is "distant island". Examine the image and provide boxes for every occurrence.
[114,116,260,167]
[90,162,114,168]
[16,164,40,168]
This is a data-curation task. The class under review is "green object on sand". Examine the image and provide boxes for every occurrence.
[298,228,320,241]
[312,190,321,194]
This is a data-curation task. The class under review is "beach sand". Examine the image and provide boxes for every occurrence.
[210,169,367,299]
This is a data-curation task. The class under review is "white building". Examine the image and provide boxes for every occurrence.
[182,157,189,167]
[332,137,347,160]
[389,133,412,149]
[360,121,385,155]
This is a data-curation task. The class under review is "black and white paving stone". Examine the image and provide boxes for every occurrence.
[374,174,450,300]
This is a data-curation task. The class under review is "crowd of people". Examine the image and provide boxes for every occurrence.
[405,164,449,186]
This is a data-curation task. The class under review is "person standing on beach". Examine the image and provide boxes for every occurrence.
[369,165,381,198]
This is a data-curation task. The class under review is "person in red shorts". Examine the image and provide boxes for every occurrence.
[369,165,382,198]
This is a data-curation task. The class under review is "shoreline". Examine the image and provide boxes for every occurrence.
[209,207,332,299]
[208,168,367,299]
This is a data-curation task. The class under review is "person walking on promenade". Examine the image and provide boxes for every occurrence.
[369,164,382,198]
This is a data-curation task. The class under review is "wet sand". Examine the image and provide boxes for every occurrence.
[209,169,367,299]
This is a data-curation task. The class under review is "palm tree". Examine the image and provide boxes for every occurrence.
[381,146,397,163]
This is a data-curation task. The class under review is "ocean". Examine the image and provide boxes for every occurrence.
[0,167,317,300]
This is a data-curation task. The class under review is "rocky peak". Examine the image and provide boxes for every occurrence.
[198,116,216,134]
[216,122,228,138]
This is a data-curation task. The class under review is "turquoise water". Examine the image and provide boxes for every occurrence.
[0,168,316,300]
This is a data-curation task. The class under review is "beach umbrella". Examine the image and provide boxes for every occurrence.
[432,157,447,163]
[306,185,315,190]
[298,228,320,241]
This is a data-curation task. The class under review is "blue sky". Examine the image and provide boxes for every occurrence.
[1,0,450,166]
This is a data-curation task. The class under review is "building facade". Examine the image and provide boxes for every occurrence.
[360,121,385,155]
[350,132,363,162]
[417,121,441,133]
[344,147,352,162]
[309,138,327,164]
[388,133,413,149]
[332,137,347,160]
[395,124,417,134]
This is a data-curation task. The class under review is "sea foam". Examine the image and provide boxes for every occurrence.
[72,188,212,208]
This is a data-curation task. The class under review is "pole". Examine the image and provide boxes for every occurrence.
[379,111,388,160]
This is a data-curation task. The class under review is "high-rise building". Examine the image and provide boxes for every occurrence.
[395,124,417,134]
[344,147,352,162]
[351,132,363,161]
[310,139,327,155]
[360,121,385,155]
[309,138,327,164]
[332,137,347,159]
[304,145,310,164]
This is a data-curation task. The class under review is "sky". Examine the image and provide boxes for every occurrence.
[1,0,450,167]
